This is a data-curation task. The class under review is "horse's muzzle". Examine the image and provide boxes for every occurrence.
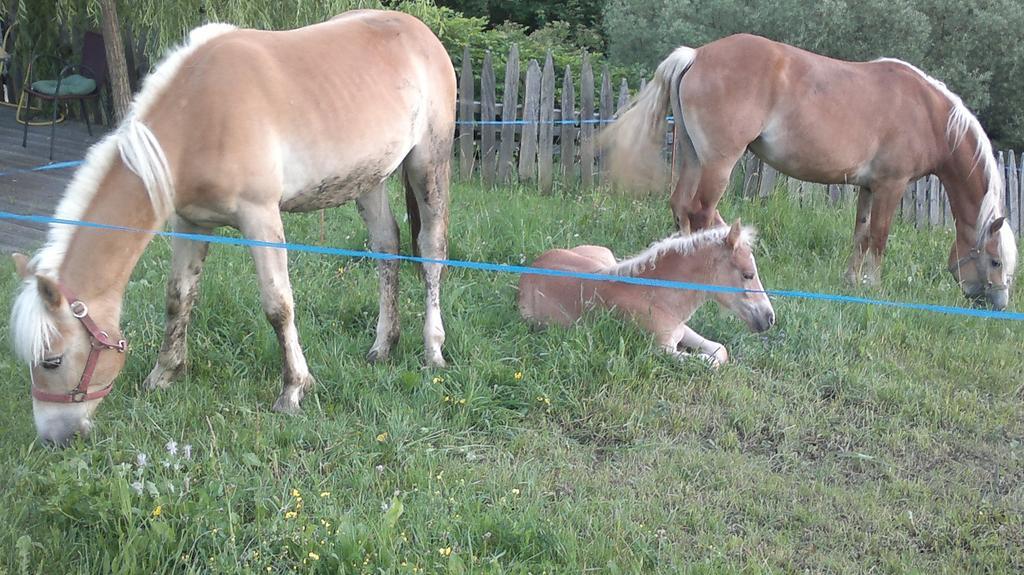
[987,285,1009,311]
[751,310,776,333]
[33,402,93,447]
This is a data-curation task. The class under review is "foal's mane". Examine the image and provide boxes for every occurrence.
[10,23,236,364]
[877,58,1016,273]
[604,225,756,277]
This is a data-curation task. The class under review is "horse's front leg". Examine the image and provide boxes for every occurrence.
[664,322,728,368]
[844,187,873,285]
[239,206,315,413]
[356,183,401,363]
[861,180,907,286]
[144,217,211,390]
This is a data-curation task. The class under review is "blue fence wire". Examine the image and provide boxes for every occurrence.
[0,160,84,178]
[1,208,1022,322]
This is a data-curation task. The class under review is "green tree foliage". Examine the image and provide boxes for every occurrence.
[604,0,1024,147]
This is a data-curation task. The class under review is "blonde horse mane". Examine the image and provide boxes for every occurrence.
[604,224,757,277]
[10,22,237,364]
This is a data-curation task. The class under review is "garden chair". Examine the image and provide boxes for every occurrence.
[20,30,106,160]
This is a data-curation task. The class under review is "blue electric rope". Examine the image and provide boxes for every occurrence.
[1,210,1022,322]
[0,160,84,178]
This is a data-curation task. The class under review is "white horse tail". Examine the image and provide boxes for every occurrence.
[599,46,697,194]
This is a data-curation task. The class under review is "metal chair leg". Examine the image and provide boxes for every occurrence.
[49,99,58,160]
[80,98,92,136]
[21,92,30,148]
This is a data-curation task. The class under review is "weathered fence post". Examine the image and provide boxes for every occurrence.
[497,45,520,185]
[742,154,760,198]
[758,164,778,198]
[928,175,942,226]
[617,78,630,113]
[915,178,928,228]
[598,65,613,184]
[580,53,595,190]
[480,51,497,187]
[518,59,541,182]
[538,52,556,194]
[458,46,475,181]
[1007,150,1019,233]
[561,65,577,190]
[901,181,914,221]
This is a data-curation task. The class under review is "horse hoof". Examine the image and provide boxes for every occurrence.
[272,394,303,414]
[366,348,389,364]
[143,365,176,391]
[425,353,447,368]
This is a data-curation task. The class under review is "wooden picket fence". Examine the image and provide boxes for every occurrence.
[454,45,1024,233]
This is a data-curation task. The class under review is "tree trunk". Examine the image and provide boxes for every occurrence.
[99,0,131,123]
[2,0,19,102]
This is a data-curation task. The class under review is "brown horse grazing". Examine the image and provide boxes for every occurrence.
[601,33,1017,309]
[9,10,455,445]
[518,220,775,366]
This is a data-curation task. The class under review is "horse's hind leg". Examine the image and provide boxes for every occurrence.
[403,137,450,367]
[669,128,701,233]
[683,153,742,231]
[144,217,211,390]
[356,183,401,363]
[238,206,314,413]
[844,187,873,285]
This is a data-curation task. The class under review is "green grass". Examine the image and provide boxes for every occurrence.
[1,181,1022,574]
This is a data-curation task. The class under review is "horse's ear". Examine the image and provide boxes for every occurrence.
[726,219,743,249]
[990,216,1006,235]
[35,274,64,312]
[12,253,31,279]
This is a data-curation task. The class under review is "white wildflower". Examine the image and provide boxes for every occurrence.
[130,481,144,495]
[165,440,178,455]
[136,452,148,467]
[182,444,192,459]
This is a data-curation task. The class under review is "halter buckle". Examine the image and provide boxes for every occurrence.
[70,300,88,318]
[69,389,87,403]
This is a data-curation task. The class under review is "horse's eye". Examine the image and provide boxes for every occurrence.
[742,272,755,281]
[991,259,1002,269]
[40,356,63,370]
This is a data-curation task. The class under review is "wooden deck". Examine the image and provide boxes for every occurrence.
[0,104,107,254]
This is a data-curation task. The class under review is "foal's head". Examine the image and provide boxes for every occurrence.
[11,255,127,446]
[707,220,775,332]
[957,217,1017,310]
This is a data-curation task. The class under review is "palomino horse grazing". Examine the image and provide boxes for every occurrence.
[9,10,455,445]
[518,220,775,366]
[601,34,1017,309]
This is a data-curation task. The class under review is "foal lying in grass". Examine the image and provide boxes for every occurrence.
[518,220,775,366]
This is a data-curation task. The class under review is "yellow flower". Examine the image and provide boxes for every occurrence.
[151,505,162,517]
[376,432,389,443]
[438,546,452,557]
[319,491,330,498]
[308,551,320,561]
[432,376,444,384]
[514,371,523,381]
[285,511,298,519]
[291,488,301,498]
